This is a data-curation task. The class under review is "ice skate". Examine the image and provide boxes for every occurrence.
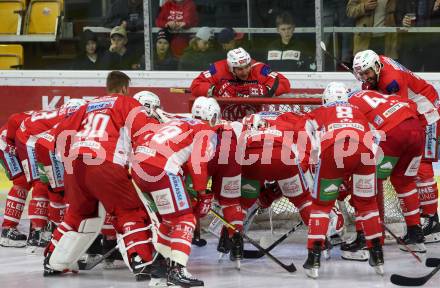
[43,253,64,277]
[422,213,440,244]
[149,254,168,287]
[216,226,231,261]
[303,242,321,279]
[399,225,427,253]
[340,231,369,261]
[130,253,151,282]
[229,232,243,270]
[26,227,51,255]
[368,238,384,276]
[0,227,27,248]
[167,260,204,287]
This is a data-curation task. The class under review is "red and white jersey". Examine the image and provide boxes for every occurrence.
[305,102,371,153]
[15,108,72,146]
[373,56,440,125]
[4,111,35,149]
[348,90,417,132]
[134,118,217,191]
[57,94,151,166]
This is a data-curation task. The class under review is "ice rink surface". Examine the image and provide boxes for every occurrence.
[1,220,439,288]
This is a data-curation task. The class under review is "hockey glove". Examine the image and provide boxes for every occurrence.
[195,192,213,218]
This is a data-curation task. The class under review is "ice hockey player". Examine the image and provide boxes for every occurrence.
[0,111,34,247]
[330,82,425,257]
[353,50,440,243]
[131,96,220,287]
[302,83,384,278]
[14,100,85,254]
[190,47,290,99]
[43,71,156,281]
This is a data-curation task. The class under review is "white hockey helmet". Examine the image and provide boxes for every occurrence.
[227,47,251,72]
[60,98,87,115]
[191,96,221,126]
[242,113,266,131]
[134,91,161,117]
[322,82,349,105]
[352,50,381,80]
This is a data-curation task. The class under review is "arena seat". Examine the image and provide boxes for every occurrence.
[0,44,24,69]
[0,0,26,35]
[25,0,61,34]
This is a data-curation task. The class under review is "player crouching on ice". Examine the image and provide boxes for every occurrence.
[43,72,158,281]
[302,83,384,278]
[131,97,221,287]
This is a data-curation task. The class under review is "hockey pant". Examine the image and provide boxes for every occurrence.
[133,164,195,266]
[376,118,424,226]
[307,141,382,249]
[47,159,154,266]
[241,154,312,225]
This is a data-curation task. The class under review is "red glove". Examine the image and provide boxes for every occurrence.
[215,82,237,98]
[195,192,213,218]
[236,83,268,98]
[257,182,282,209]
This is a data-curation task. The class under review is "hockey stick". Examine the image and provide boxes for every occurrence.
[390,259,440,286]
[192,217,207,247]
[426,257,440,268]
[320,41,354,73]
[243,221,303,259]
[209,208,297,273]
[382,224,422,263]
[78,244,119,270]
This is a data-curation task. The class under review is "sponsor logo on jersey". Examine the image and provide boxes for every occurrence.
[327,122,365,132]
[424,123,437,159]
[405,156,422,176]
[37,132,55,142]
[374,115,384,126]
[242,183,256,191]
[324,184,338,193]
[4,152,22,177]
[151,188,175,215]
[72,140,101,149]
[135,145,156,157]
[220,175,241,198]
[169,174,189,211]
[383,102,406,118]
[380,162,393,169]
[278,175,303,197]
[86,100,115,113]
[353,174,375,197]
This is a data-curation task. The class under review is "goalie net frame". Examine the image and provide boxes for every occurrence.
[188,96,406,239]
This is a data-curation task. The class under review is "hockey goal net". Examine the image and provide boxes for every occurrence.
[189,95,406,240]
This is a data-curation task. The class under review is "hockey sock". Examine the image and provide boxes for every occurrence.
[29,181,50,229]
[391,177,421,226]
[288,193,312,224]
[168,213,196,266]
[417,162,438,216]
[48,191,66,226]
[101,212,117,240]
[357,210,383,248]
[2,183,29,228]
[221,204,245,237]
[307,203,332,249]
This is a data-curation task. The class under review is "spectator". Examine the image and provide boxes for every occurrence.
[347,0,398,59]
[214,27,250,58]
[155,0,198,57]
[191,47,290,98]
[71,29,103,70]
[100,25,141,70]
[178,27,216,71]
[397,0,440,71]
[139,29,178,70]
[323,0,354,70]
[266,12,316,72]
[104,0,144,32]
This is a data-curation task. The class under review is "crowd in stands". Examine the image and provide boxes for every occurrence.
[3,0,440,71]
